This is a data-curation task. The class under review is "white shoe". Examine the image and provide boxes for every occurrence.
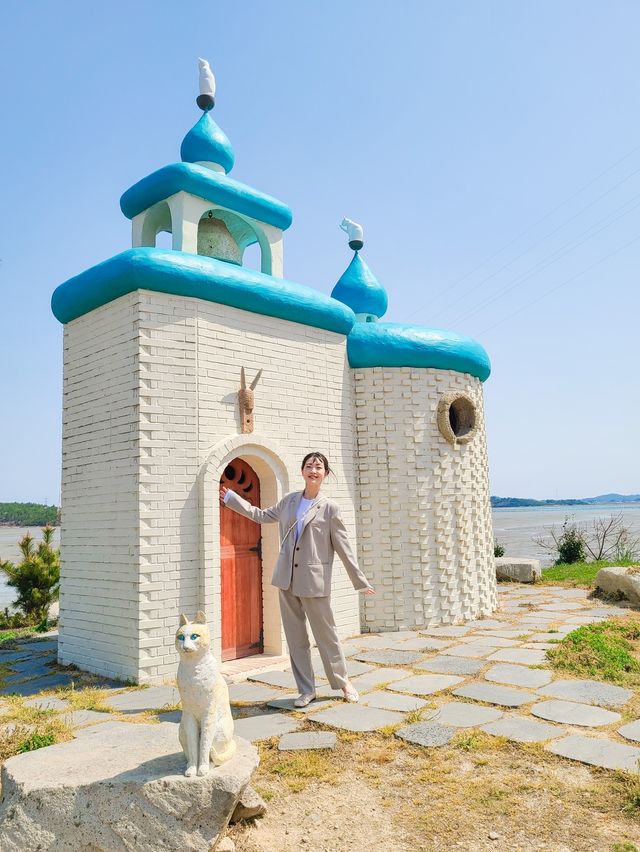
[343,686,359,703]
[294,693,316,708]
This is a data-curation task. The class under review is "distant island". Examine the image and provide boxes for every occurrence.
[0,503,60,527]
[491,493,640,508]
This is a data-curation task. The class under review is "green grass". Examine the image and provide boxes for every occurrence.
[546,618,640,686]
[541,559,637,587]
[17,732,56,752]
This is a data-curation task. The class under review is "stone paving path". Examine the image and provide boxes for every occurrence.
[2,584,640,775]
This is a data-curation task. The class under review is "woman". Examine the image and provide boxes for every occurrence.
[220,451,375,707]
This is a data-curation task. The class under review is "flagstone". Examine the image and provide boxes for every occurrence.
[278,731,337,751]
[234,711,301,741]
[106,686,180,712]
[15,640,58,653]
[392,637,452,652]
[422,626,470,638]
[479,630,530,640]
[267,695,339,714]
[227,682,290,704]
[353,649,425,666]
[411,637,454,651]
[537,679,633,708]
[445,641,505,659]
[360,690,429,712]
[66,709,112,728]
[395,721,456,747]
[4,662,56,683]
[348,667,410,691]
[452,682,535,707]
[464,620,504,629]
[312,659,372,678]
[538,603,586,611]
[308,703,405,732]
[1,672,74,696]
[433,701,502,728]
[248,670,300,690]
[487,648,548,665]
[547,735,640,772]
[484,663,552,689]
[415,656,485,676]
[480,716,564,743]
[456,636,522,647]
[618,720,640,743]
[0,651,29,663]
[387,674,464,696]
[528,633,568,642]
[531,700,621,727]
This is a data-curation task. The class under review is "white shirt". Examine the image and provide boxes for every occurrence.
[296,496,317,540]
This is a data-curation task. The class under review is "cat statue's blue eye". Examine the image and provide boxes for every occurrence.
[190,634,198,641]
[178,634,185,641]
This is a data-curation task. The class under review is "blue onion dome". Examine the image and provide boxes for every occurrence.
[331,252,388,321]
[180,111,235,174]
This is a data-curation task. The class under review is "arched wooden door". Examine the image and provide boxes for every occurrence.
[220,459,264,661]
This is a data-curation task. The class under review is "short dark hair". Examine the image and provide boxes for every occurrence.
[301,452,331,474]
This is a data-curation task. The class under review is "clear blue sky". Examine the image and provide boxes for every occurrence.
[1,0,639,503]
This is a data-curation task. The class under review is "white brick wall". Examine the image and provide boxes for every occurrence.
[59,294,141,681]
[60,290,361,683]
[353,366,496,631]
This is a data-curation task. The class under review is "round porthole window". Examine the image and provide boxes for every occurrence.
[437,392,477,445]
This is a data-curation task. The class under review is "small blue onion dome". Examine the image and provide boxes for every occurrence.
[180,111,235,174]
[331,252,388,320]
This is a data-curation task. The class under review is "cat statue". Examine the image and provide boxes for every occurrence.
[175,612,236,776]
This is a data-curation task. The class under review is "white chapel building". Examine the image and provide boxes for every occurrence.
[51,73,496,684]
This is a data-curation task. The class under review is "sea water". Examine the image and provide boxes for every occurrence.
[1,505,638,608]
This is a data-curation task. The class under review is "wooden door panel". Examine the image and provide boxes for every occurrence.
[220,459,263,661]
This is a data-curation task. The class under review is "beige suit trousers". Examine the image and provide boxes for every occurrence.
[278,589,349,694]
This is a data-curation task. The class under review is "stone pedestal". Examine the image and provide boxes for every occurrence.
[0,721,258,851]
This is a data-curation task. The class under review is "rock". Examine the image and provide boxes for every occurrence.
[395,721,456,747]
[488,831,499,840]
[495,558,541,583]
[0,721,258,852]
[217,838,236,851]
[595,566,640,605]
[230,785,267,822]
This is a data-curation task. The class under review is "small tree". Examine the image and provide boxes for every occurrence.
[494,542,505,558]
[0,527,60,622]
[533,517,586,565]
[582,513,640,562]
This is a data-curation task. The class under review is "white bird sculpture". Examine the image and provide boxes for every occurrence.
[198,58,216,97]
[340,218,364,250]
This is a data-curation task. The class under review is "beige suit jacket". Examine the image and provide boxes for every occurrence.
[224,490,370,598]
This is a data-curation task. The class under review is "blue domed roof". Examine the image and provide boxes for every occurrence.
[180,111,235,174]
[346,322,491,381]
[331,252,388,319]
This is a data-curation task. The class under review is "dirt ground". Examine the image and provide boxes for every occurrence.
[228,732,640,852]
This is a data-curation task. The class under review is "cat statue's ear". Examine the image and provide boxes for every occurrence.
[179,614,188,626]
[194,610,206,624]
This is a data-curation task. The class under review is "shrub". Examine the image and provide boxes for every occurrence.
[0,526,60,622]
[555,522,586,565]
[494,542,505,558]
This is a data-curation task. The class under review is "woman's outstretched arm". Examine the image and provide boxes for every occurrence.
[220,486,285,524]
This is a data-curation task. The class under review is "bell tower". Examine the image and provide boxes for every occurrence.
[121,60,291,277]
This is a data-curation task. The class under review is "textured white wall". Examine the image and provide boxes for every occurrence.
[353,366,496,630]
[60,290,361,683]
[59,294,141,681]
